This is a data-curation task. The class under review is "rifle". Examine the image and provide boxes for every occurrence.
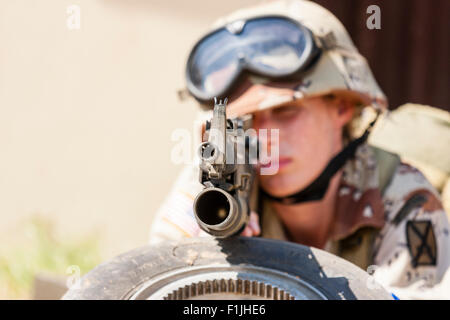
[193,98,256,238]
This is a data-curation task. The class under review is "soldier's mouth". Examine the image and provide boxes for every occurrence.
[259,157,292,170]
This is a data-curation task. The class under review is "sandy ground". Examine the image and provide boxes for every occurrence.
[0,0,260,259]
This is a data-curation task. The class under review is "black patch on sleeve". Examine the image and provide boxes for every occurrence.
[392,194,427,226]
[406,220,437,268]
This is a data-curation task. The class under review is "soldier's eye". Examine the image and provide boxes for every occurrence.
[271,105,300,119]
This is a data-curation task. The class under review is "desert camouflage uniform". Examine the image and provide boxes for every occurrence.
[149,142,450,299]
[150,0,450,299]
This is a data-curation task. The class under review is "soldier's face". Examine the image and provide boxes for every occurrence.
[252,96,354,197]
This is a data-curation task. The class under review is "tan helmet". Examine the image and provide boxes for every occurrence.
[195,0,387,123]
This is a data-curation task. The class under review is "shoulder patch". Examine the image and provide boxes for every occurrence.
[406,220,437,268]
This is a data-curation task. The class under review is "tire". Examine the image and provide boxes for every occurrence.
[62,237,391,300]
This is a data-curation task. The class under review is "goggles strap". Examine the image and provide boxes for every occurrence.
[261,114,379,205]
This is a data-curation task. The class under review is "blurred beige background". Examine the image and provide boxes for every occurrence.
[0,0,260,258]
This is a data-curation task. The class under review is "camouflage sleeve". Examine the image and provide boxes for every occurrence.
[372,163,450,299]
[148,165,212,244]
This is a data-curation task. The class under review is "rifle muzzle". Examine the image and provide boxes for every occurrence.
[193,187,247,238]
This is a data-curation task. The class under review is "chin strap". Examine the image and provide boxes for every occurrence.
[261,114,379,205]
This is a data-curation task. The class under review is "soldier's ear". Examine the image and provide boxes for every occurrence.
[335,98,355,128]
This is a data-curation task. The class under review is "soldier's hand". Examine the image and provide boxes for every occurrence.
[241,211,261,237]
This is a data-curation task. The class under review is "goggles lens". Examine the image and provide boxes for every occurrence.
[187,17,318,102]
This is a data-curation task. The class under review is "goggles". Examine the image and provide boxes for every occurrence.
[186,16,321,103]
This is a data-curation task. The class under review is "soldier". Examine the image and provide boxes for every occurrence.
[149,0,450,299]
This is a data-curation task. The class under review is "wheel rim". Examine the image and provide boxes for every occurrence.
[125,264,327,300]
